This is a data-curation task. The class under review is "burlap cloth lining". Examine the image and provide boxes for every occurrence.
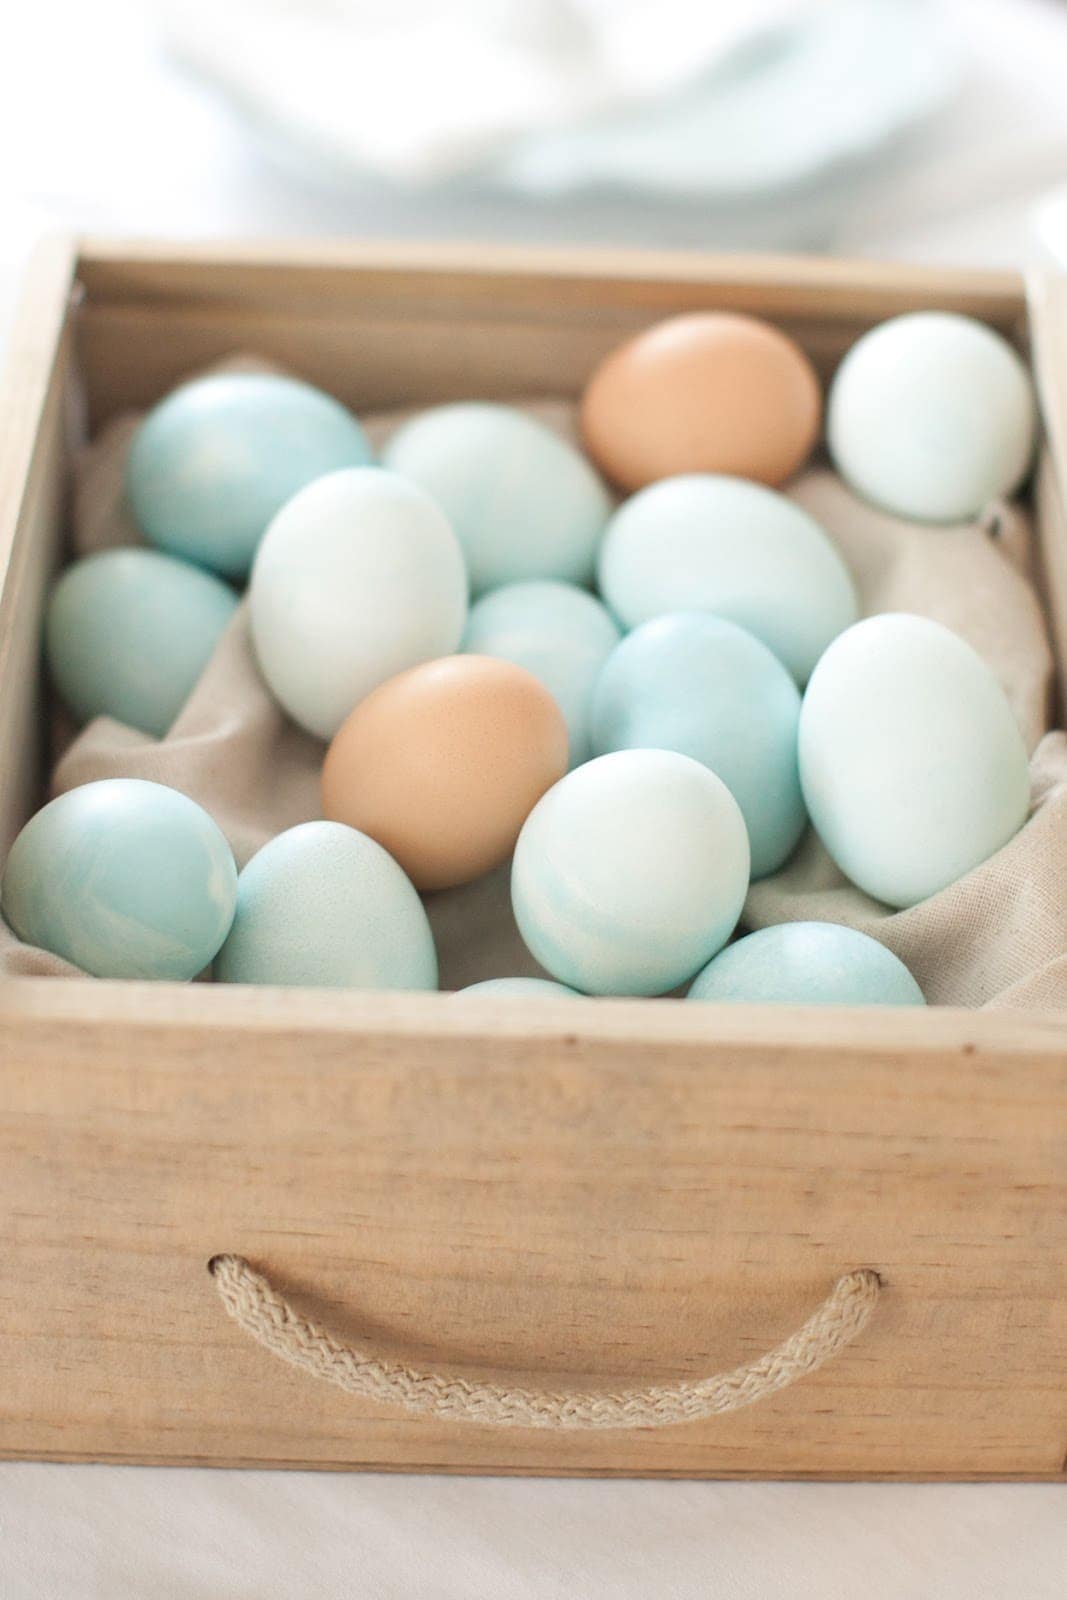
[4,359,1065,1008]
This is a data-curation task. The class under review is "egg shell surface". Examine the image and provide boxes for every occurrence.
[126,372,374,577]
[581,311,821,492]
[462,579,621,766]
[250,467,468,740]
[511,748,750,996]
[597,475,857,684]
[214,820,437,989]
[322,654,569,891]
[688,922,925,1006]
[382,403,611,595]
[45,547,238,738]
[456,977,579,998]
[591,612,806,878]
[798,614,1031,908]
[827,312,1036,523]
[1,779,237,980]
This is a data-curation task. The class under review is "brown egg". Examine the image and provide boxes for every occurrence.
[322,655,569,891]
[580,311,822,492]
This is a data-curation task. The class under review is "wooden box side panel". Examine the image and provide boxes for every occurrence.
[72,243,1030,430]
[0,987,1064,1477]
[0,242,79,854]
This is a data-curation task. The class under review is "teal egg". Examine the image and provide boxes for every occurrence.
[688,922,926,1006]
[46,548,238,738]
[1,779,237,980]
[456,977,580,998]
[462,580,621,766]
[215,821,438,989]
[126,373,373,577]
[382,404,611,595]
[591,612,806,877]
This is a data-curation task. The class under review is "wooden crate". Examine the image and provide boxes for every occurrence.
[0,239,1065,1479]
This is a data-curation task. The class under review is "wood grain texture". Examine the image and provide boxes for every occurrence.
[0,240,1065,1477]
[0,984,1065,1476]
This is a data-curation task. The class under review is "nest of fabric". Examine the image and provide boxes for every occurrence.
[5,359,1065,1007]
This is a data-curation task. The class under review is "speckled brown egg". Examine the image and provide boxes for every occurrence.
[321,655,569,891]
[580,311,822,492]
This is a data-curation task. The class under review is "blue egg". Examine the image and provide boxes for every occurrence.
[46,548,238,738]
[687,922,926,1006]
[126,373,373,577]
[215,821,437,989]
[382,403,611,595]
[1,779,237,980]
[591,613,806,877]
[462,580,621,766]
[456,977,580,998]
[597,475,858,684]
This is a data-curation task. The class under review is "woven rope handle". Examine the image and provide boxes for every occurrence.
[209,1256,881,1431]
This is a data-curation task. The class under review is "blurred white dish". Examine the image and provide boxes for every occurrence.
[161,0,956,197]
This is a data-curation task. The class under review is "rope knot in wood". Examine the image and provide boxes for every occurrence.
[209,1255,880,1431]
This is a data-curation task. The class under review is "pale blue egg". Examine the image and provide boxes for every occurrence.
[591,612,806,877]
[688,922,926,1006]
[126,373,373,577]
[512,749,750,996]
[46,548,238,738]
[828,313,1036,523]
[382,403,611,595]
[799,614,1030,908]
[1,779,237,980]
[597,475,858,683]
[215,821,437,989]
[456,977,580,998]
[462,580,621,766]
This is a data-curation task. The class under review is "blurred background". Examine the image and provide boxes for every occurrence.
[3,0,1067,338]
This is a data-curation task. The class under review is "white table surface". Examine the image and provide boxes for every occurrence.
[2,1,1066,1594]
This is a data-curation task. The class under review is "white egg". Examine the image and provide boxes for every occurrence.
[799,614,1031,908]
[596,475,857,684]
[249,467,468,739]
[511,748,750,996]
[827,312,1036,523]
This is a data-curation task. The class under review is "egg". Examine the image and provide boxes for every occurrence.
[45,548,238,738]
[597,475,857,684]
[580,312,821,492]
[827,312,1036,522]
[511,749,750,996]
[1,779,236,980]
[214,820,437,989]
[456,977,579,999]
[322,655,568,891]
[462,580,621,766]
[250,467,468,740]
[126,372,373,577]
[381,403,611,595]
[688,922,926,1006]
[591,613,806,878]
[799,614,1031,908]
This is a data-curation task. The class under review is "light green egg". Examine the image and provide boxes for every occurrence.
[462,580,621,766]
[456,977,580,998]
[46,547,237,738]
[1,779,237,980]
[215,821,437,989]
[688,922,925,1006]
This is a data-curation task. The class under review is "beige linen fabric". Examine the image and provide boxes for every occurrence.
[3,369,1065,1007]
